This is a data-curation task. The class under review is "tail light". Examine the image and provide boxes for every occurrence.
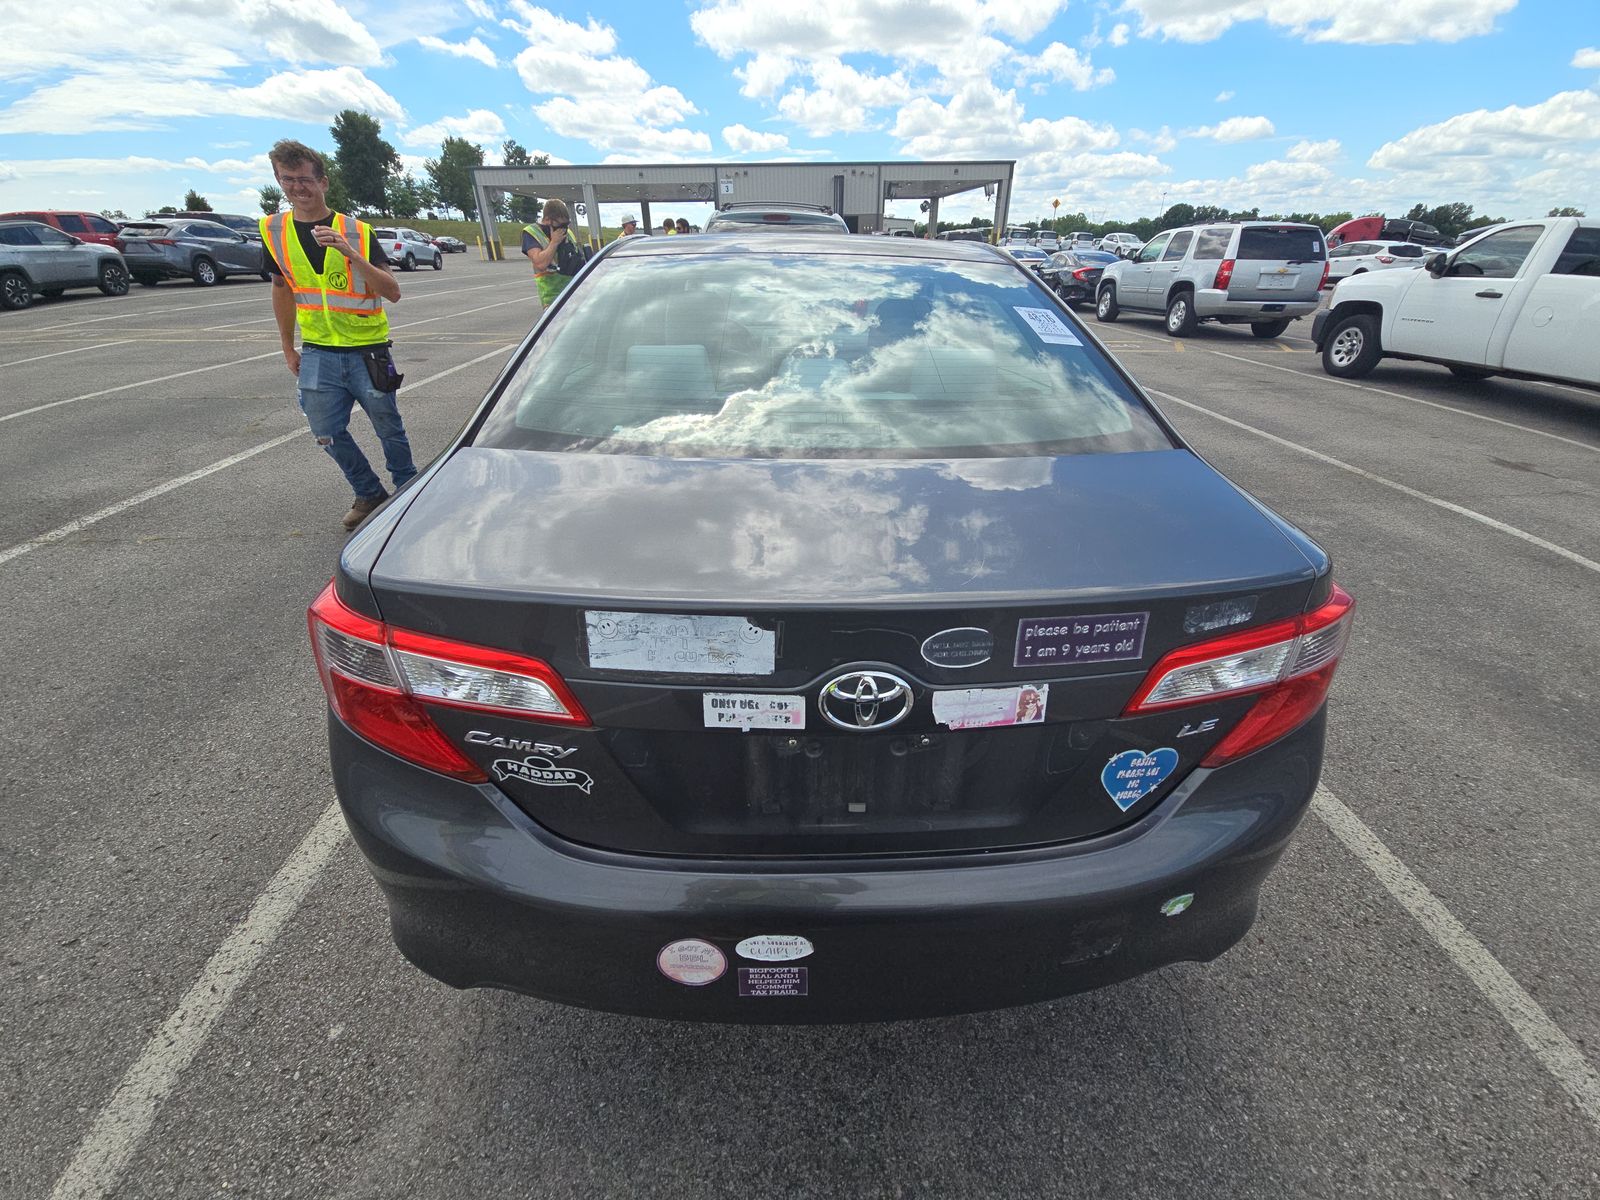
[150,238,177,246]
[1123,585,1354,766]
[1072,267,1097,280]
[1212,259,1235,291]
[308,582,590,780]
[1319,260,1330,288]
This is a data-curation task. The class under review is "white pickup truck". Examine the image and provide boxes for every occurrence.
[1312,217,1599,389]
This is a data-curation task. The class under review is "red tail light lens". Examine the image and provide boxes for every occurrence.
[1319,260,1330,288]
[1072,267,1096,280]
[1124,585,1354,766]
[308,583,591,780]
[150,238,177,246]
[1213,259,1235,291]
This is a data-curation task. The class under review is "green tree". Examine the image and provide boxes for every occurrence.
[1159,203,1196,228]
[100,208,127,220]
[320,155,353,215]
[331,110,399,213]
[258,184,284,215]
[182,190,212,212]
[385,170,426,220]
[1548,206,1586,217]
[425,135,486,219]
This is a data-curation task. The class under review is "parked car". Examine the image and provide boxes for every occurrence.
[1324,240,1434,284]
[119,219,268,287]
[704,204,849,234]
[308,230,1354,1022]
[0,219,130,308]
[1097,232,1144,258]
[1096,222,1328,338]
[1002,245,1051,270]
[1313,217,1599,387]
[1038,249,1119,308]
[0,209,125,251]
[435,235,468,253]
[1326,215,1449,251]
[1032,234,1061,252]
[171,211,263,241]
[372,228,444,271]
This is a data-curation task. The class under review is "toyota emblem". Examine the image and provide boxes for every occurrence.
[818,669,914,731]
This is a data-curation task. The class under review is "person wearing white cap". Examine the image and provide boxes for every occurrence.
[617,214,640,239]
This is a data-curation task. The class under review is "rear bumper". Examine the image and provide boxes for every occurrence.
[1193,290,1320,321]
[330,711,1325,1023]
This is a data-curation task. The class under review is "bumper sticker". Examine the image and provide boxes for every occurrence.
[703,692,805,730]
[738,966,808,997]
[1101,747,1179,811]
[736,935,814,962]
[932,685,1047,730]
[586,610,775,676]
[657,939,727,986]
[1161,893,1195,917]
[491,755,594,794]
[1183,596,1257,634]
[1014,612,1148,667]
[920,627,993,668]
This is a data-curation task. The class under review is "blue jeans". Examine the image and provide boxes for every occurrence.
[297,346,416,500]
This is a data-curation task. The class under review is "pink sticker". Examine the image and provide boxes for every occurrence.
[656,938,727,986]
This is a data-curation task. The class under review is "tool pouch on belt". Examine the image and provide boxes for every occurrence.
[361,341,404,392]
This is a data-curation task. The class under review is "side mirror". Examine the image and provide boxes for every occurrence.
[1425,253,1448,278]
[68,235,83,245]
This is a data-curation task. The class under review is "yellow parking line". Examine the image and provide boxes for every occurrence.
[1172,340,1186,352]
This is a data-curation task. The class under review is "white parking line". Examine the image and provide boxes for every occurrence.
[47,803,348,1200]
[1312,785,1600,1130]
[202,281,509,330]
[0,352,281,424]
[1146,387,1600,575]
[0,340,135,369]
[0,343,517,566]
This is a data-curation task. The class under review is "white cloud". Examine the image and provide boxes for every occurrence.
[1573,48,1600,69]
[1015,43,1115,91]
[402,109,507,149]
[1215,89,1235,102]
[723,124,791,153]
[1130,125,1178,152]
[464,0,496,17]
[735,54,797,100]
[1109,23,1131,46]
[1120,0,1515,45]
[775,60,915,135]
[1287,138,1340,162]
[1185,115,1276,142]
[534,96,712,156]
[417,35,498,68]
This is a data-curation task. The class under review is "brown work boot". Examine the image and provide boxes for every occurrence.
[342,491,388,531]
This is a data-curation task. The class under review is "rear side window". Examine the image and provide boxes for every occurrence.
[85,215,119,234]
[55,214,88,232]
[1162,231,1193,261]
[0,225,40,245]
[1192,229,1230,260]
[476,253,1173,460]
[1552,228,1600,277]
[1236,227,1325,261]
[35,227,74,246]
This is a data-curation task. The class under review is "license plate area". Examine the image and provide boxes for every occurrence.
[1259,273,1300,289]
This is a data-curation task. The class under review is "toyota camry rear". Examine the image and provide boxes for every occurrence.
[312,233,1353,1022]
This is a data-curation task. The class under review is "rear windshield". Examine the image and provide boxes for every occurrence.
[474,252,1171,460]
[373,228,398,240]
[1236,226,1325,262]
[711,211,844,231]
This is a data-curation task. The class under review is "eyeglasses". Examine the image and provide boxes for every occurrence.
[276,174,321,187]
[551,223,570,230]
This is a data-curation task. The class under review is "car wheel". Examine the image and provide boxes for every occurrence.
[1250,319,1291,339]
[192,257,218,286]
[1448,365,1494,380]
[1095,285,1119,322]
[98,261,130,296]
[1322,314,1381,378]
[0,272,33,310]
[432,254,442,270]
[1165,291,1197,337]
[135,274,160,287]
[404,253,416,272]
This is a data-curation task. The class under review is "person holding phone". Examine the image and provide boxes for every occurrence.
[523,198,581,307]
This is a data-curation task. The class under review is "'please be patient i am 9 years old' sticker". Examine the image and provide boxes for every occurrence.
[1014,612,1149,667]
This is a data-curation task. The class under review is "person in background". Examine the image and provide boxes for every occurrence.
[522,198,580,308]
[617,214,640,238]
[675,218,691,235]
[661,217,675,236]
[261,138,412,532]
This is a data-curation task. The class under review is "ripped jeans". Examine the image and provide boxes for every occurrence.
[296,345,416,501]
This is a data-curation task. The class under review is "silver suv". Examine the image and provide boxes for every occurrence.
[1095,222,1327,337]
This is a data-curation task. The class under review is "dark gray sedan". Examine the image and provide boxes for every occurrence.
[311,233,1354,1022]
[0,219,129,309]
[120,219,268,287]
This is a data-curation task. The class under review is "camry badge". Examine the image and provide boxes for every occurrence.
[819,669,914,731]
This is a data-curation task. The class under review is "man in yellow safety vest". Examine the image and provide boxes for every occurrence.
[522,197,582,308]
[262,138,413,531]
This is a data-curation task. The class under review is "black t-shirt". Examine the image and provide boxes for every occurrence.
[264,214,390,351]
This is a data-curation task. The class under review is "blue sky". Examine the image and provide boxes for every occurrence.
[0,0,1595,226]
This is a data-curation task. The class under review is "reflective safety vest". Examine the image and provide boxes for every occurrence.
[259,212,389,347]
[524,223,575,308]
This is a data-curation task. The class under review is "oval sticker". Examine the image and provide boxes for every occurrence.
[736,934,815,962]
[656,938,727,986]
[920,627,993,669]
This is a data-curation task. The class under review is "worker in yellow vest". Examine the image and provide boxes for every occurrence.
[262,138,413,531]
[522,198,582,308]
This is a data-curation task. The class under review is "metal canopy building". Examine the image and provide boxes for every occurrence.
[468,159,1015,253]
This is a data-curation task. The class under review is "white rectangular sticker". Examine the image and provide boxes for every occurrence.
[586,611,775,675]
[1013,307,1082,346]
[932,684,1048,731]
[703,693,805,730]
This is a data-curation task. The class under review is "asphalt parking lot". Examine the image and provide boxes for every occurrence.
[5,256,1598,1199]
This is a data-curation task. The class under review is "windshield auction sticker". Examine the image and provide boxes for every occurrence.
[1012,306,1083,346]
[932,685,1047,730]
[1014,612,1148,667]
[703,693,805,730]
[586,610,775,675]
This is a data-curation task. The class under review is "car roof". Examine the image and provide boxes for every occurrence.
[608,230,1009,263]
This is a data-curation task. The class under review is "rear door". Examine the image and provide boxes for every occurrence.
[1502,225,1600,383]
[1227,225,1325,302]
[189,224,250,273]
[31,225,84,284]
[0,223,53,285]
